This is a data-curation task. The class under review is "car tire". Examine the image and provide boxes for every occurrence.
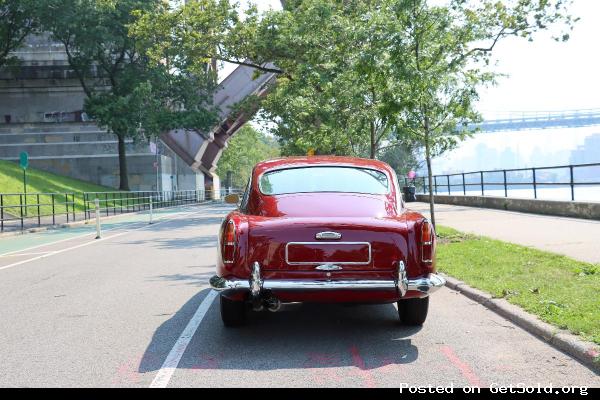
[397,296,429,325]
[220,294,246,327]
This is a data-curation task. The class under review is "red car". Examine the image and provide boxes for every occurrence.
[210,156,445,326]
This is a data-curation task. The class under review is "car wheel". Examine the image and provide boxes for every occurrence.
[220,294,246,327]
[397,296,429,325]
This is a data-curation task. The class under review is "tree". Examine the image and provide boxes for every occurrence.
[130,0,284,77]
[129,0,576,215]
[41,0,218,190]
[247,0,406,159]
[216,124,279,189]
[0,0,38,68]
[385,0,576,228]
[131,0,407,159]
[378,135,422,180]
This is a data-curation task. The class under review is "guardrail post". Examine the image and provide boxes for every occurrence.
[52,194,56,225]
[71,193,75,221]
[569,165,575,201]
[65,193,69,223]
[480,171,484,196]
[462,173,465,195]
[1,194,4,232]
[503,170,508,197]
[84,193,88,221]
[95,198,101,239]
[20,193,24,230]
[149,196,154,224]
[532,168,537,199]
[447,175,451,195]
[37,194,41,227]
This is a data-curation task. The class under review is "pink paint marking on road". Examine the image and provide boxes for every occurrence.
[305,353,344,386]
[350,345,377,388]
[190,353,220,370]
[440,345,485,387]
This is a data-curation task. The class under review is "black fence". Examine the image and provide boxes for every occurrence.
[0,192,76,232]
[0,188,241,232]
[404,162,600,202]
[82,190,211,220]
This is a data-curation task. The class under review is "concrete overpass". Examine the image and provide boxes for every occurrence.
[161,63,277,192]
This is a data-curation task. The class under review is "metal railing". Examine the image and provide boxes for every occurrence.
[0,192,76,232]
[0,188,242,232]
[404,162,600,202]
[82,190,214,220]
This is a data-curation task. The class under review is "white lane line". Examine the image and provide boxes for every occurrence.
[150,290,218,388]
[0,209,201,272]
[0,206,196,257]
[0,251,53,257]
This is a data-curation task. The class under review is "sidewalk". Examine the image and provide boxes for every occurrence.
[408,202,600,264]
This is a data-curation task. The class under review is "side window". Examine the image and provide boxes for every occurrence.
[239,178,251,212]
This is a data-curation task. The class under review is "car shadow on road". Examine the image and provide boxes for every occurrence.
[123,234,217,251]
[138,289,421,374]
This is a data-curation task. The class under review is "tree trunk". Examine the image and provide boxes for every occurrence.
[424,130,436,229]
[369,120,376,159]
[117,134,130,191]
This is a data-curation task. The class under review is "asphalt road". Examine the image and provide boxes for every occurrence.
[0,203,598,388]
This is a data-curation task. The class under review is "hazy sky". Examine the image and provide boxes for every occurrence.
[218,0,600,172]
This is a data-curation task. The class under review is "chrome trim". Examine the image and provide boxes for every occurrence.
[315,264,343,271]
[250,261,263,298]
[209,272,446,296]
[407,274,446,295]
[315,231,342,240]
[397,261,408,297]
[285,241,371,265]
[262,280,398,290]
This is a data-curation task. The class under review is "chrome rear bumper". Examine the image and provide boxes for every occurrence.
[209,262,445,297]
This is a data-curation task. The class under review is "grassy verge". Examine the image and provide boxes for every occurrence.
[435,225,600,346]
[0,160,114,215]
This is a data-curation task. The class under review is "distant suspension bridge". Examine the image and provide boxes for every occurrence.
[476,108,600,132]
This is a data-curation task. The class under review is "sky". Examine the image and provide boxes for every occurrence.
[217,0,600,173]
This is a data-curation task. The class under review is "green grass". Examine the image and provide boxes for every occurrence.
[435,225,600,346]
[0,160,115,216]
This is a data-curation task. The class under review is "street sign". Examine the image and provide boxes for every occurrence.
[19,151,29,169]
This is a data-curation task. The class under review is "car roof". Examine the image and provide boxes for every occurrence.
[253,156,394,176]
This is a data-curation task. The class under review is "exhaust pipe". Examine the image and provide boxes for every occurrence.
[265,296,281,312]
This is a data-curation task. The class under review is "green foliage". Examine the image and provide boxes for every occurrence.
[436,225,600,345]
[377,137,422,178]
[216,125,279,189]
[247,0,407,159]
[0,0,38,67]
[40,0,218,190]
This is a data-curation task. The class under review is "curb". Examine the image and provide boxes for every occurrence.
[442,274,600,374]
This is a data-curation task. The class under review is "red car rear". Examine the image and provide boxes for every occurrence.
[210,156,445,326]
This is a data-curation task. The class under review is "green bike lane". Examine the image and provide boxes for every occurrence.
[0,205,206,267]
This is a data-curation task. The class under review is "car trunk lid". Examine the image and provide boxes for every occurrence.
[247,217,407,271]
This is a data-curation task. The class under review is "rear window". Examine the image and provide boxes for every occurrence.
[259,166,389,195]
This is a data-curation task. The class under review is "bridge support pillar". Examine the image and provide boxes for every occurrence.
[203,171,221,200]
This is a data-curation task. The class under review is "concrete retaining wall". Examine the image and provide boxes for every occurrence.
[416,194,600,220]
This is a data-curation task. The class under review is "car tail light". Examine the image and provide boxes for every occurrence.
[222,219,236,263]
[421,219,434,263]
